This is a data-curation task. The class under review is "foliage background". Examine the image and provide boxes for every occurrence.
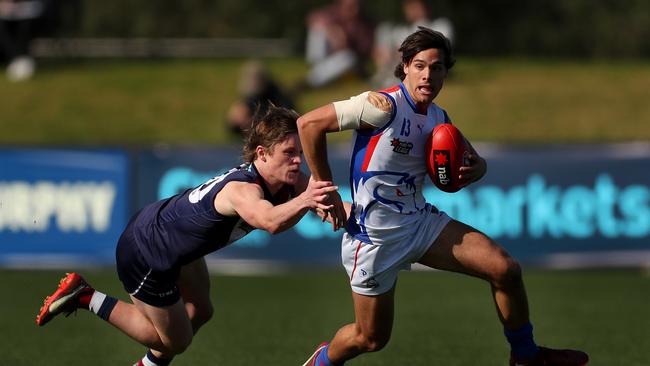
[43,0,650,58]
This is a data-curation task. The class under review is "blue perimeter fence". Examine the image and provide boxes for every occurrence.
[1,143,649,271]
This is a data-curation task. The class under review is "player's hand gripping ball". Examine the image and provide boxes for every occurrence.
[425,123,470,193]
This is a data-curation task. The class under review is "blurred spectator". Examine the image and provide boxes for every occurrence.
[0,0,48,81]
[226,60,295,136]
[372,0,454,89]
[303,0,375,88]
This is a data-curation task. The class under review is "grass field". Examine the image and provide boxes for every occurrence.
[2,268,648,365]
[0,58,649,145]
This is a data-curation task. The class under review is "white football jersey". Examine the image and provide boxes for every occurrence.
[346,83,451,245]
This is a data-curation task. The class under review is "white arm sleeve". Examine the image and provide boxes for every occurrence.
[333,91,393,131]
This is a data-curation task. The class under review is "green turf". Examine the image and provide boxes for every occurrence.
[2,269,648,365]
[0,58,649,145]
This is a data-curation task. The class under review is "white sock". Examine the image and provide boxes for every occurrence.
[88,291,107,314]
[141,355,158,366]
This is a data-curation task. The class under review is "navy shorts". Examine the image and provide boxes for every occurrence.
[115,217,181,307]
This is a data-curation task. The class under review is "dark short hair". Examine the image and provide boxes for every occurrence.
[242,105,299,163]
[394,26,455,80]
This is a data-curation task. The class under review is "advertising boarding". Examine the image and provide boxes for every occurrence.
[1,144,648,269]
[0,149,129,267]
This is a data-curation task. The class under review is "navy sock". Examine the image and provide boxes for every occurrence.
[504,322,539,360]
[96,296,118,321]
[144,350,173,366]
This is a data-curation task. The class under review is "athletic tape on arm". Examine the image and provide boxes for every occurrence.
[333,91,393,131]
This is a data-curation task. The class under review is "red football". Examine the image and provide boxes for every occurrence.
[425,123,470,193]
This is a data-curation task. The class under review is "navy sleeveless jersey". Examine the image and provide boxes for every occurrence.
[131,163,293,272]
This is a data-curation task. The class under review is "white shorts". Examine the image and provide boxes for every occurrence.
[342,204,451,296]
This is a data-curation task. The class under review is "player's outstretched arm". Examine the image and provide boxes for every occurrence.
[221,180,337,234]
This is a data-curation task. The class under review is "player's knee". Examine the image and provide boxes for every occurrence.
[493,255,522,289]
[194,303,214,327]
[186,300,214,330]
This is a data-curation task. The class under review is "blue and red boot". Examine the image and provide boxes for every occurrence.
[510,346,589,366]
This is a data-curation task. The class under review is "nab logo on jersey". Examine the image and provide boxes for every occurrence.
[391,138,413,155]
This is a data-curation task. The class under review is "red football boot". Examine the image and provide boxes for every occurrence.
[36,272,93,326]
[510,346,589,366]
